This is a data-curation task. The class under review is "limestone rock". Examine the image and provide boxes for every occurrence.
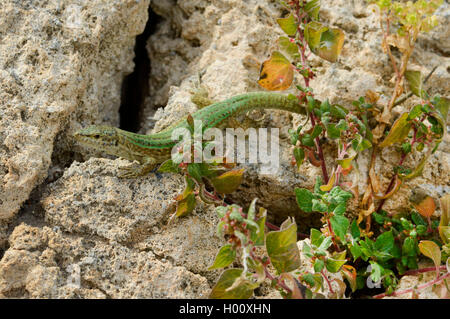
[0,0,150,219]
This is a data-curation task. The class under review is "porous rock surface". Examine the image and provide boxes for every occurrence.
[0,0,448,298]
[0,0,150,219]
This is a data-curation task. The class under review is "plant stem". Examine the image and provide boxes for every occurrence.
[393,66,437,107]
[403,266,447,276]
[321,269,335,294]
[376,152,407,213]
[377,123,419,213]
[250,251,292,295]
[310,114,329,183]
[373,272,450,299]
[292,3,329,184]
[326,216,340,251]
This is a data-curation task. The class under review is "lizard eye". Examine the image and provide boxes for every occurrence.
[94,135,100,139]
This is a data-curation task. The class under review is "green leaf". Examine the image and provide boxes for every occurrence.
[329,186,353,204]
[310,228,325,247]
[408,105,423,120]
[402,237,416,257]
[418,240,442,274]
[317,28,345,63]
[304,21,328,52]
[295,188,314,212]
[247,198,257,221]
[439,193,450,228]
[336,119,348,131]
[320,99,331,113]
[216,220,226,237]
[400,149,430,180]
[405,70,426,99]
[175,190,196,217]
[402,142,412,154]
[210,169,244,194]
[208,244,236,270]
[434,96,449,121]
[326,123,341,139]
[417,225,427,235]
[252,208,267,246]
[337,148,357,169]
[266,218,301,273]
[312,199,328,212]
[330,104,348,119]
[305,0,321,20]
[411,211,427,226]
[187,163,202,182]
[350,244,362,261]
[379,113,411,147]
[318,236,333,251]
[369,262,383,283]
[301,273,316,287]
[209,269,255,299]
[306,95,318,111]
[314,176,325,195]
[311,125,323,139]
[330,214,349,242]
[326,251,347,273]
[356,139,372,152]
[293,147,305,169]
[304,22,345,63]
[350,220,361,240]
[278,36,300,60]
[301,134,315,147]
[333,202,346,215]
[288,128,299,145]
[277,13,297,36]
[375,231,394,253]
[314,259,325,273]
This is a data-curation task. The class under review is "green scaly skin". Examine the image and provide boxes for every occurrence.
[74,92,306,178]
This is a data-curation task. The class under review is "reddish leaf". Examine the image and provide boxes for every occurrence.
[413,196,436,219]
[341,265,357,292]
[258,51,294,91]
[418,240,442,278]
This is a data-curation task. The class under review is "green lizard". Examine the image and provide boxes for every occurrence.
[74,92,306,178]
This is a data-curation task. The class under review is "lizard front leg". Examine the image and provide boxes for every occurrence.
[118,156,157,178]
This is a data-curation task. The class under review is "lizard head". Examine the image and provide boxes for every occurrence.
[74,125,120,154]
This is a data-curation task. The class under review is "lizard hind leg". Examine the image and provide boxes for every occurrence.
[118,157,157,178]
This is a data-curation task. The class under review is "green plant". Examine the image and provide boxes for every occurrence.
[207,0,449,299]
[157,115,244,220]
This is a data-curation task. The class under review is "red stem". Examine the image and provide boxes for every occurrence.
[250,251,292,294]
[403,266,447,276]
[376,127,416,213]
[321,269,335,294]
[310,114,329,183]
[327,217,340,251]
[373,272,450,299]
[291,3,329,184]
